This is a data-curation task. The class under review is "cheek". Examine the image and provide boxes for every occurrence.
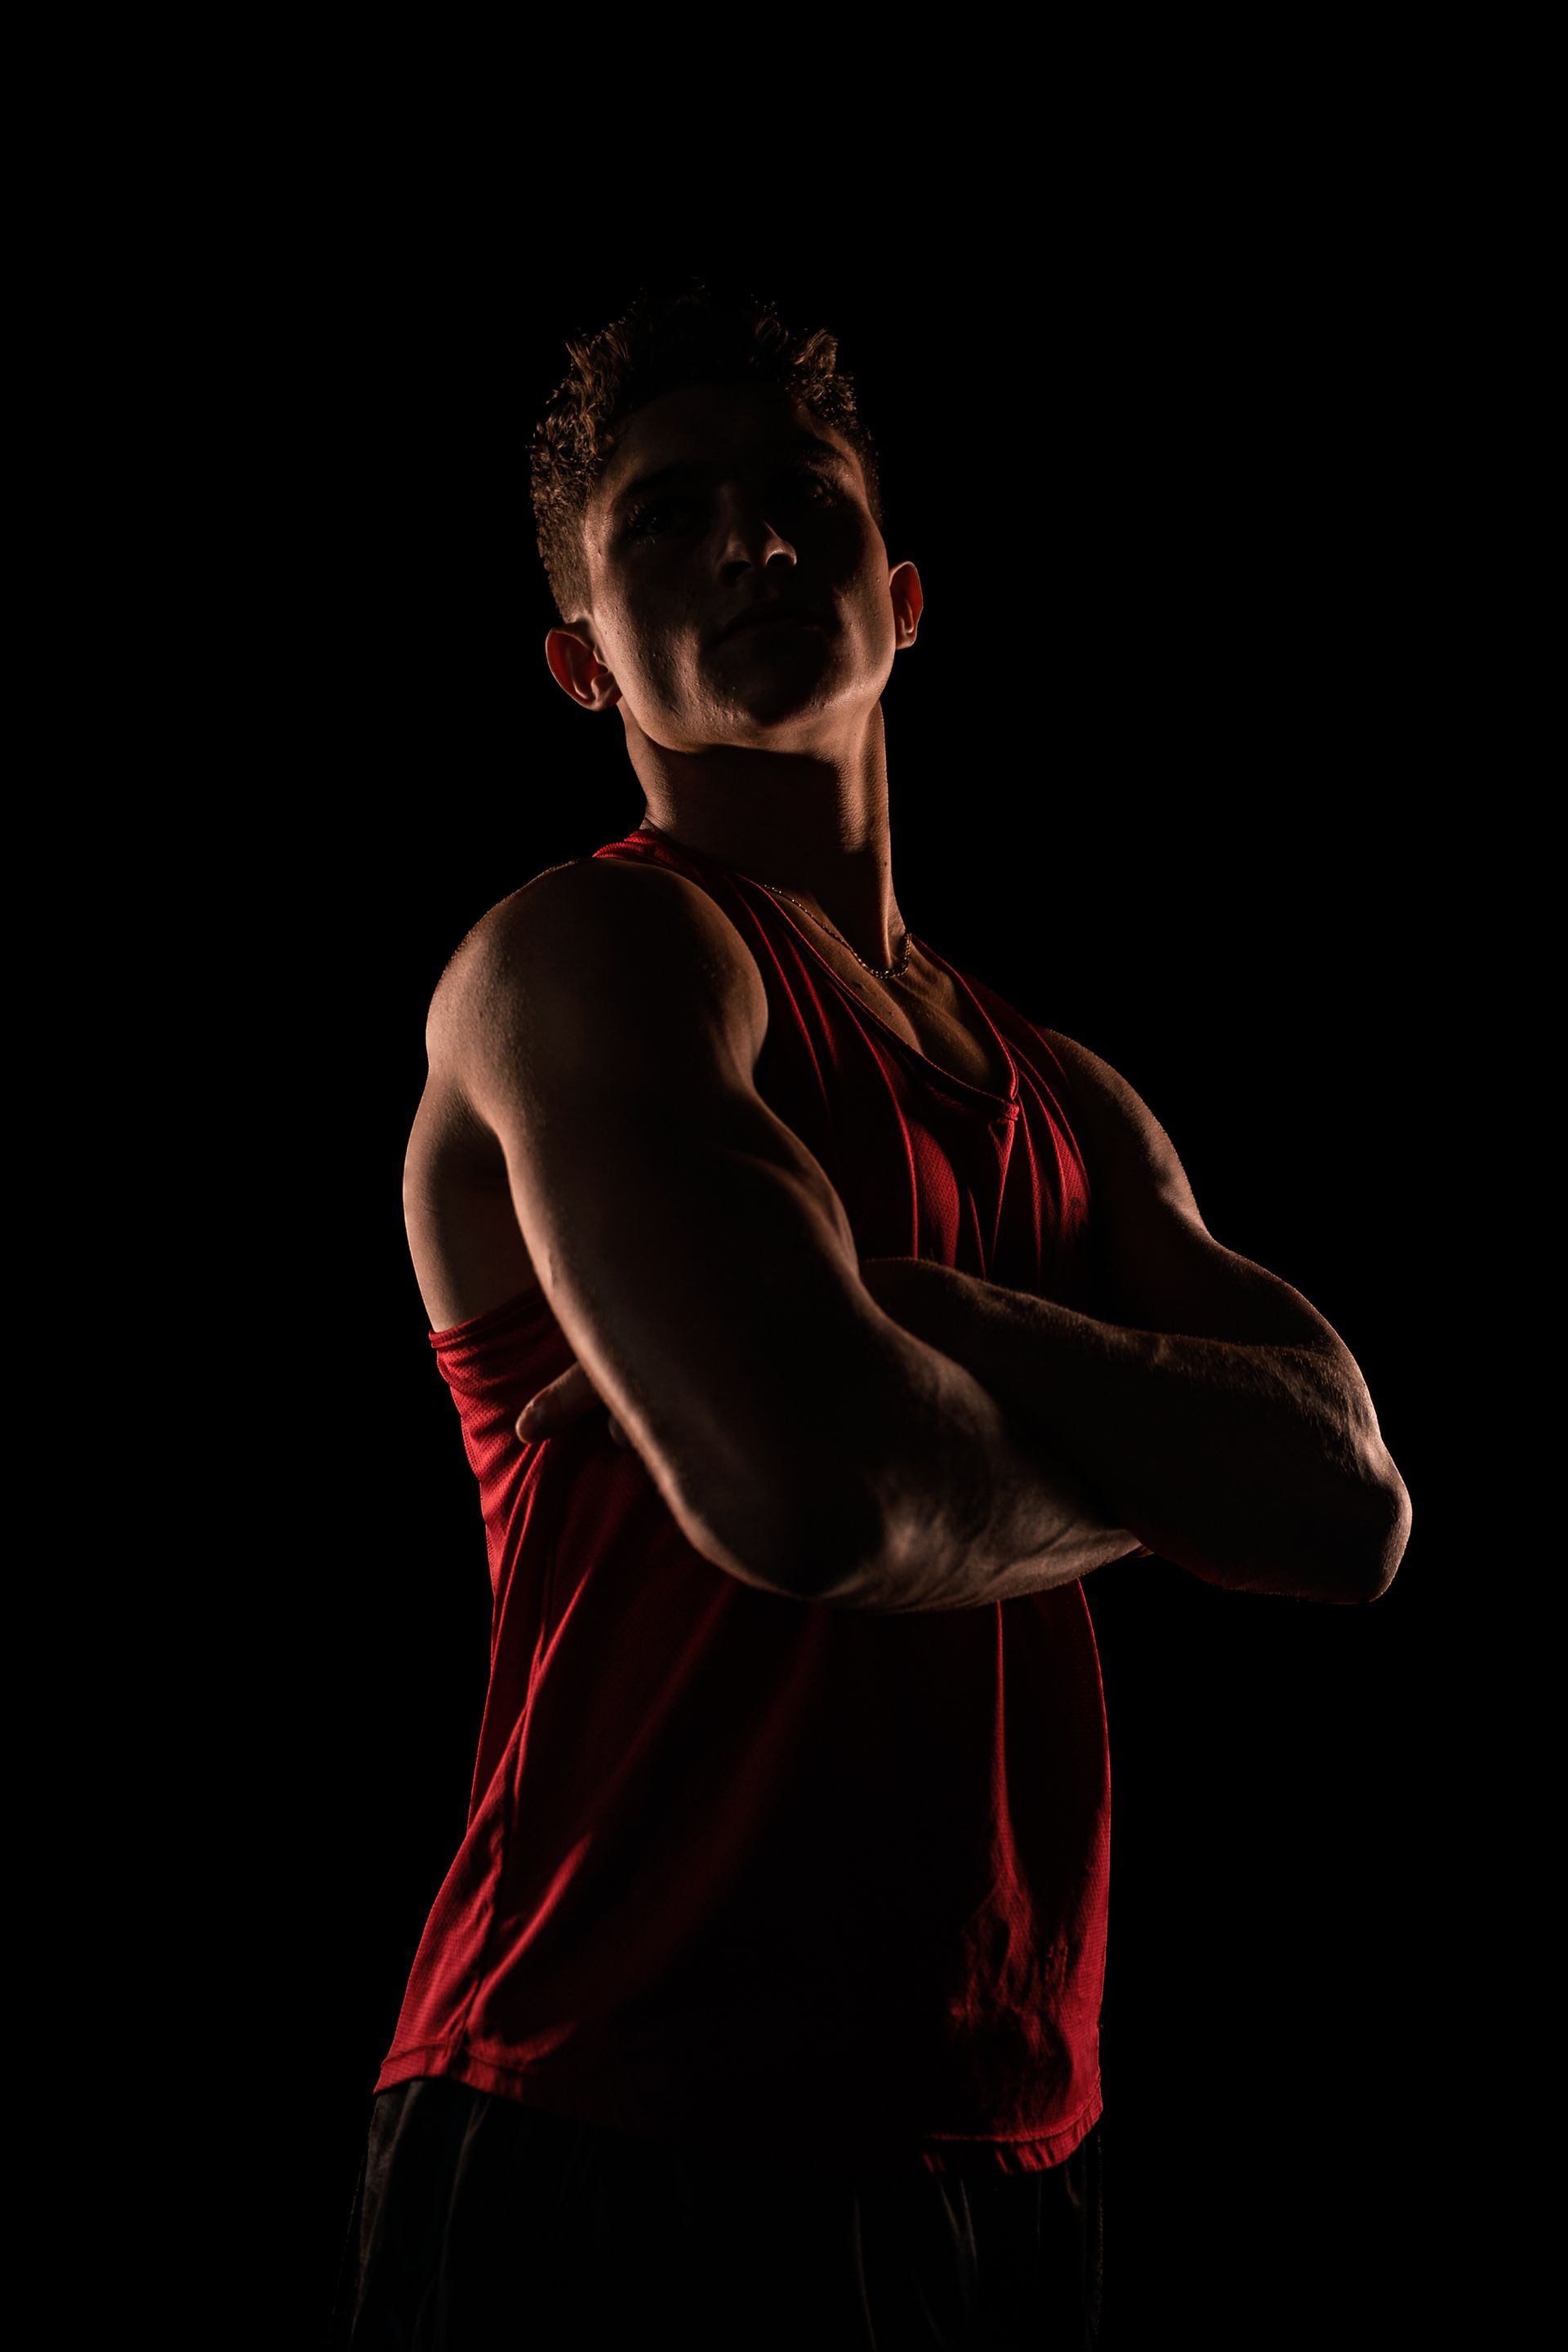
[844,581,896,658]
[615,617,703,713]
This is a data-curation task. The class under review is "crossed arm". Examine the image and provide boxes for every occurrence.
[514,1021,1412,1612]
[853,1258,1408,1608]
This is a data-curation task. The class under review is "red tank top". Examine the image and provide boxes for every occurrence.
[373,823,1111,2175]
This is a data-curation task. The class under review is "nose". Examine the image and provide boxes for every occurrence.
[714,483,799,575]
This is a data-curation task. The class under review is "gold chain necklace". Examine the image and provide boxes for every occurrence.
[639,821,914,980]
[750,879,914,980]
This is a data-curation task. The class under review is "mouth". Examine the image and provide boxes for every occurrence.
[719,612,828,644]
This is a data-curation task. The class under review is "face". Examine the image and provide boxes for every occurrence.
[548,381,920,746]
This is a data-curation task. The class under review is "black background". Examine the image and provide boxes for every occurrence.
[232,205,1480,2344]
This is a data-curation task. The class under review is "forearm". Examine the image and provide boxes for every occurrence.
[809,1316,1148,1614]
[862,1266,1404,1606]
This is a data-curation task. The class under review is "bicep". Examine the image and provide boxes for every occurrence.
[1044,1027,1357,1360]
[436,863,890,1591]
[1044,1027,1405,1543]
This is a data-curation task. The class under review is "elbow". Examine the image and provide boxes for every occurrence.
[669,1463,892,1606]
[1321,1467,1412,1605]
[760,1473,897,1607]
[1361,1469,1414,1603]
[1246,1468,1414,1606]
[651,1429,895,1606]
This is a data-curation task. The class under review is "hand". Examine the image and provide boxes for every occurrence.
[515,1356,632,1449]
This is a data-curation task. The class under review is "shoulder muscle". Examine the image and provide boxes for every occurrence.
[430,855,771,1121]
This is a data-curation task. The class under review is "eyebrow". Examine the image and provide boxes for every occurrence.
[608,434,856,517]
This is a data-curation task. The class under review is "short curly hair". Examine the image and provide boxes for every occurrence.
[528,274,888,629]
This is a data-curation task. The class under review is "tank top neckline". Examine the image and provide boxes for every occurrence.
[609,825,1022,1116]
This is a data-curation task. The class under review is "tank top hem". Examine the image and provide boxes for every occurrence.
[371,2037,1103,2176]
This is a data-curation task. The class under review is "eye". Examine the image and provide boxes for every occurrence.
[626,468,840,541]
[626,496,694,537]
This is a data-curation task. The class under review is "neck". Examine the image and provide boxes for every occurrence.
[634,768,906,973]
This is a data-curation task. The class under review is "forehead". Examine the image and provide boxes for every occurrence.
[591,382,862,530]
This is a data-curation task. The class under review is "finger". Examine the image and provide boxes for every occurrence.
[515,1360,600,1441]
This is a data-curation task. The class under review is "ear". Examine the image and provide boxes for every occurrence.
[545,622,621,710]
[889,561,923,648]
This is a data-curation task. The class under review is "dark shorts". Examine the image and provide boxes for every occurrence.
[327,2075,1104,2350]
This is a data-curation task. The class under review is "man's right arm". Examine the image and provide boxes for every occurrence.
[434,858,1141,1607]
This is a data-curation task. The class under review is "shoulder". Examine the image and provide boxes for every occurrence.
[1034,1027,1202,1218]
[1036,1026,1151,1129]
[425,853,768,1085]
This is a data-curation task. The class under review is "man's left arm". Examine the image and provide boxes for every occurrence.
[860,1028,1413,1607]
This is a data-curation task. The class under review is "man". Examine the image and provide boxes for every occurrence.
[332,283,1411,2349]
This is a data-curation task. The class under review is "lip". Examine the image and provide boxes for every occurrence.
[717,604,830,643]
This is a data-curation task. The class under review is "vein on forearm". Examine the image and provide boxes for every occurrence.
[923,1276,1387,1592]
